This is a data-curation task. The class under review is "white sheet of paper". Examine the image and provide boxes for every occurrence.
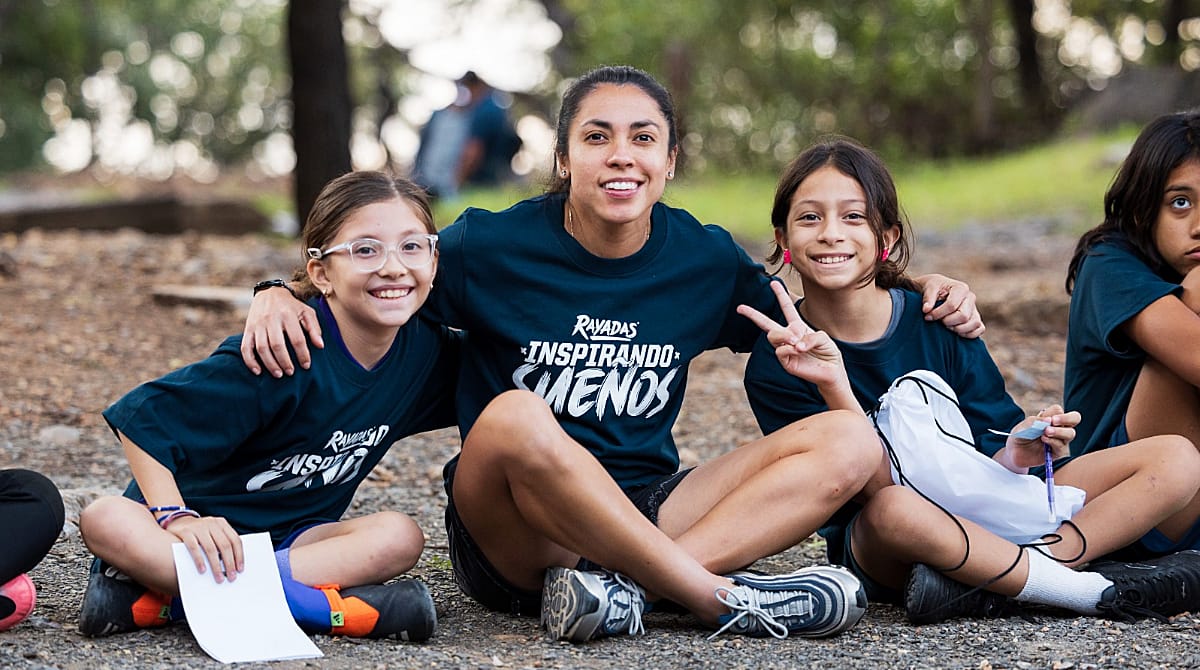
[172,532,322,664]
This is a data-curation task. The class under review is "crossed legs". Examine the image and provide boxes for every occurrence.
[450,390,877,624]
[79,497,423,595]
[849,434,1200,596]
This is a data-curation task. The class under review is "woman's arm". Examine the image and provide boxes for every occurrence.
[119,432,244,583]
[912,273,985,339]
[239,285,323,377]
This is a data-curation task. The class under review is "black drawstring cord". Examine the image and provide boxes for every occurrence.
[870,373,1089,619]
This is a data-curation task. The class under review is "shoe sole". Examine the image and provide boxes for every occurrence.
[905,563,948,625]
[542,567,603,642]
[729,565,867,638]
[0,574,36,632]
[77,569,144,637]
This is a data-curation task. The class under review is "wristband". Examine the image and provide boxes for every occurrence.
[253,278,298,299]
[158,509,202,528]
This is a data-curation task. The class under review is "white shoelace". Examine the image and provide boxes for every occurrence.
[708,585,792,640]
[608,572,646,636]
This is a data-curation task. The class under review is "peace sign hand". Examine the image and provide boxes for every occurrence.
[738,281,856,407]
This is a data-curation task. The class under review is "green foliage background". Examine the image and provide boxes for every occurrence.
[0,0,1196,183]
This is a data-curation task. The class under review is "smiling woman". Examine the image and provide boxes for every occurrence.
[240,64,988,644]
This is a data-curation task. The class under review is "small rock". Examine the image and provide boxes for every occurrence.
[37,425,80,447]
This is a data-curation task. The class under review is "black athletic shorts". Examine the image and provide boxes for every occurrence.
[442,458,692,616]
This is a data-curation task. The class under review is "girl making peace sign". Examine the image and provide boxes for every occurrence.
[741,137,1200,625]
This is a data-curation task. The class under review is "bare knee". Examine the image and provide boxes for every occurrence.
[789,409,879,494]
[472,390,552,436]
[368,511,426,575]
[463,389,574,472]
[1144,434,1200,502]
[79,495,140,555]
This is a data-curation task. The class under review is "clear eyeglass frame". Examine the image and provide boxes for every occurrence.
[307,234,438,272]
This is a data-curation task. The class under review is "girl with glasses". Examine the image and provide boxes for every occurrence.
[77,172,460,643]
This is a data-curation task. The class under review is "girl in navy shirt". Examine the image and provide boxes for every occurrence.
[1064,109,1200,558]
[741,137,1200,624]
[78,173,459,642]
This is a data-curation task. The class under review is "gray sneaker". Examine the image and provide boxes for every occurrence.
[709,566,867,639]
[541,567,646,642]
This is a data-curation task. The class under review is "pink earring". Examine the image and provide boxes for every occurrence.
[880,248,890,262]
[782,249,792,264]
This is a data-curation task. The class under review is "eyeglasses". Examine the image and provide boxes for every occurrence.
[307,235,438,272]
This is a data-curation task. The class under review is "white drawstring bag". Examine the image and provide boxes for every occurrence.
[869,369,1085,545]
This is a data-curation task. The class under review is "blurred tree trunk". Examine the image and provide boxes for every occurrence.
[1160,0,1188,67]
[537,0,578,77]
[288,0,352,232]
[970,0,997,150]
[1006,0,1051,125]
[664,40,691,172]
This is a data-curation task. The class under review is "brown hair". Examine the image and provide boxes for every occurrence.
[769,136,917,292]
[1066,108,1200,292]
[292,172,435,299]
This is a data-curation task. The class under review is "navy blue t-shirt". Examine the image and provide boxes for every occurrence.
[465,93,516,185]
[425,193,779,489]
[743,288,1022,564]
[104,300,461,544]
[1063,235,1180,455]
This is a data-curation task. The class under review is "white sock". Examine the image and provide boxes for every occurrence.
[1015,548,1113,615]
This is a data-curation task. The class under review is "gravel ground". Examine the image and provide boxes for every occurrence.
[2,222,1198,669]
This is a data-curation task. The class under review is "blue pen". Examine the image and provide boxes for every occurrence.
[993,419,1055,521]
[1043,441,1056,523]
